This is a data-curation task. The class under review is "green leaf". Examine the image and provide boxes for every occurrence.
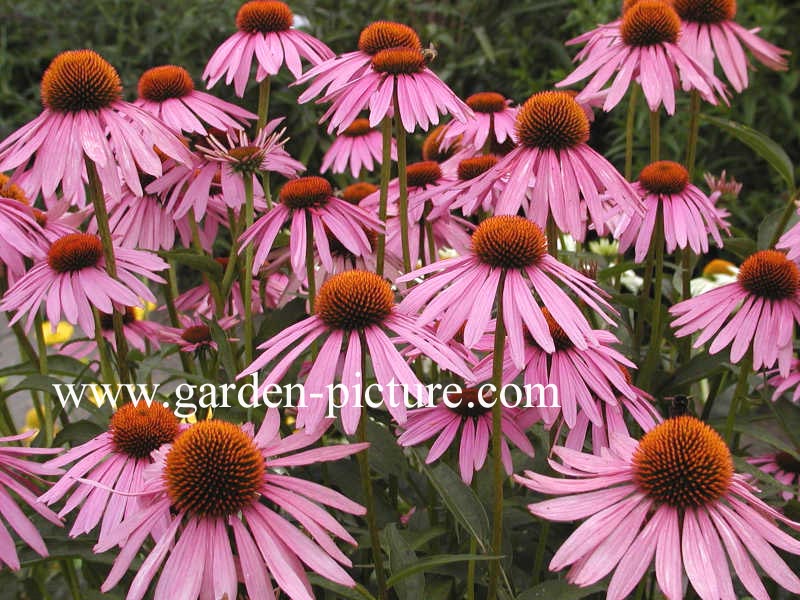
[307,574,376,600]
[386,554,500,589]
[158,249,223,279]
[702,115,795,191]
[5,374,65,396]
[208,318,237,381]
[416,456,490,550]
[383,524,424,599]
[473,26,496,62]
[516,580,605,599]
[53,420,106,446]
[657,351,726,393]
[366,418,408,478]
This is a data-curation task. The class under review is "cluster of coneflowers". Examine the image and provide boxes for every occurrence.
[0,0,797,599]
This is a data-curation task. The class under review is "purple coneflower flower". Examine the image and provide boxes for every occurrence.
[748,451,800,502]
[516,416,800,600]
[670,249,800,376]
[0,232,166,336]
[159,316,239,354]
[96,415,367,600]
[439,92,518,154]
[320,118,397,177]
[203,0,334,96]
[135,65,255,134]
[60,306,162,359]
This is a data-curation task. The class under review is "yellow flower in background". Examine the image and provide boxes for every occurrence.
[42,321,74,346]
[86,384,118,409]
[691,259,738,296]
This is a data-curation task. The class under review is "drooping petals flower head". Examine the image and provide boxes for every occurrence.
[516,416,800,600]
[0,50,192,204]
[159,316,238,355]
[0,431,62,570]
[457,92,643,241]
[40,403,181,545]
[399,216,617,368]
[135,65,256,134]
[674,0,789,92]
[763,358,800,403]
[558,0,728,115]
[0,232,166,336]
[0,174,48,282]
[97,414,367,600]
[616,160,730,262]
[439,91,518,153]
[316,45,472,134]
[671,249,800,376]
[748,451,800,502]
[422,123,462,163]
[203,0,334,96]
[320,118,397,177]
[240,271,472,434]
[239,176,382,281]
[397,387,537,484]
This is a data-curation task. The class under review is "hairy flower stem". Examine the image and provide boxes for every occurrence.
[162,266,196,374]
[92,307,117,388]
[639,204,665,385]
[725,356,751,446]
[546,213,558,257]
[649,110,660,163]
[375,117,393,277]
[393,89,412,275]
[356,338,388,600]
[488,271,507,600]
[33,314,53,445]
[467,536,477,600]
[188,211,225,317]
[242,176,255,365]
[257,76,273,209]
[532,520,550,585]
[625,86,640,180]
[85,159,132,387]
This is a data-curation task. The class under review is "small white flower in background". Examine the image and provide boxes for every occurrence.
[691,258,739,296]
[588,237,619,257]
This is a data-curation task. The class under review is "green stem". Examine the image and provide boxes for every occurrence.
[375,116,393,277]
[638,204,665,385]
[92,308,117,386]
[242,176,255,365]
[257,76,273,209]
[33,314,53,445]
[188,210,225,317]
[488,271,507,600]
[649,110,660,163]
[701,368,729,421]
[684,90,701,175]
[305,211,316,314]
[59,559,82,600]
[393,88,412,274]
[770,189,800,248]
[162,267,196,374]
[356,340,387,600]
[532,521,550,585]
[466,536,477,600]
[546,213,558,258]
[725,358,751,446]
[625,86,640,181]
[85,158,131,386]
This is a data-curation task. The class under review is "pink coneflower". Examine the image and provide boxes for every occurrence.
[60,306,162,359]
[704,169,743,200]
[764,359,800,403]
[748,451,800,502]
[361,160,455,217]
[516,416,800,600]
[240,271,472,433]
[399,216,616,362]
[159,316,238,354]
[203,0,333,96]
[320,118,397,177]
[96,415,367,600]
[0,232,166,336]
[0,430,62,570]
[674,0,789,92]
[39,403,181,545]
[33,200,88,242]
[616,160,730,261]
[778,219,800,262]
[558,1,727,115]
[431,155,504,216]
[670,249,800,376]
[0,50,191,203]
[457,92,642,241]
[316,46,471,134]
[239,177,381,280]
[135,65,255,134]
[296,21,423,103]
[397,387,537,484]
[0,175,48,283]
[439,92,518,153]
[473,309,637,429]
[383,212,474,271]
[150,120,304,218]
[107,182,177,251]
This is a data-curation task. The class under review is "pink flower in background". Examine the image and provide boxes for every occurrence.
[0,233,166,336]
[0,50,191,204]
[516,416,800,600]
[473,310,637,429]
[397,387,537,484]
[764,359,800,403]
[135,65,255,134]
[0,176,48,283]
[240,271,472,433]
[432,155,505,216]
[203,0,334,96]
[60,306,162,359]
[748,452,800,502]
[671,250,800,376]
[96,415,367,600]
[616,160,730,262]
[674,0,789,92]
[239,176,381,281]
[399,216,616,362]
[456,92,642,241]
[559,0,728,114]
[439,92,518,153]
[316,46,471,134]
[320,117,397,177]
[159,316,239,354]
[107,184,178,251]
[40,403,181,545]
[778,219,800,262]
[0,431,62,570]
